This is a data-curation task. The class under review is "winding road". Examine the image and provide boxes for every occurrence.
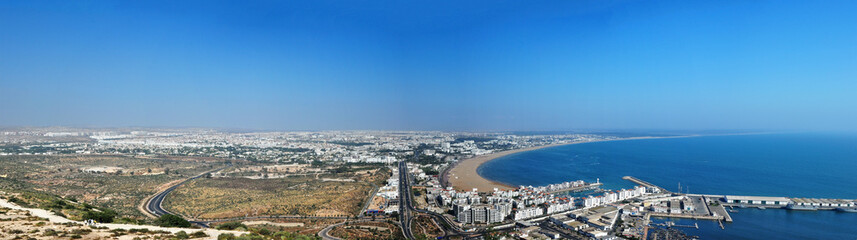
[143,164,231,227]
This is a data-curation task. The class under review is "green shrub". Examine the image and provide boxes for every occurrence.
[82,209,117,223]
[217,233,236,240]
[154,214,191,228]
[175,231,190,239]
[215,221,246,230]
[190,231,208,238]
[253,228,271,235]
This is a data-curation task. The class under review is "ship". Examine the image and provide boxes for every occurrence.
[786,204,818,211]
[835,207,857,213]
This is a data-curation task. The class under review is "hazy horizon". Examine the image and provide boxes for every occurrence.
[2,1,856,131]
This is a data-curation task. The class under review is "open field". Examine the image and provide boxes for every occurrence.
[0,155,228,219]
[166,166,390,219]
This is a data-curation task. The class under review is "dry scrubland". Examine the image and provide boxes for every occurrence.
[166,167,389,219]
[0,155,227,218]
[213,218,339,237]
[0,207,210,240]
[329,221,404,240]
[410,215,443,240]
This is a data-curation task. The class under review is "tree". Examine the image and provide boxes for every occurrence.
[155,214,191,228]
[174,231,189,239]
[83,209,117,223]
[215,221,246,230]
[217,233,236,240]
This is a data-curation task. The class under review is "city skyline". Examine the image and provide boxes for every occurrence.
[2,0,856,131]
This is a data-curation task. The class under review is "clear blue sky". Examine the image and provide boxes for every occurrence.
[2,0,856,131]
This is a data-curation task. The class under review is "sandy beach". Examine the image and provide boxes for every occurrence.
[444,136,692,193]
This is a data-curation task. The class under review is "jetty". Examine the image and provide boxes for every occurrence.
[623,176,670,193]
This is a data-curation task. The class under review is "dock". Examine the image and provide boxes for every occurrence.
[654,221,699,229]
[704,196,733,222]
[707,203,733,222]
[648,212,723,221]
[546,182,603,194]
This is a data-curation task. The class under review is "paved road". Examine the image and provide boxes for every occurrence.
[398,160,415,239]
[398,154,485,239]
[402,151,493,239]
[318,220,347,240]
[357,182,380,218]
[144,164,231,227]
[317,155,500,239]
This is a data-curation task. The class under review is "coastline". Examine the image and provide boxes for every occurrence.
[443,135,697,193]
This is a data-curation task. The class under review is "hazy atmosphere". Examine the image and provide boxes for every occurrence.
[2,2,857,239]
[2,0,856,131]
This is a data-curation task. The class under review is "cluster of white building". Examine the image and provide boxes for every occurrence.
[582,186,647,208]
[514,207,546,221]
[648,196,695,214]
[455,203,512,224]
[342,155,398,164]
[374,167,400,212]
[429,180,643,225]
[533,180,589,193]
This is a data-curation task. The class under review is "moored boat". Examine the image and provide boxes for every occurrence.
[787,204,818,211]
[835,207,857,213]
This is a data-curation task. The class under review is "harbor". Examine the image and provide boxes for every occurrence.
[621,175,857,236]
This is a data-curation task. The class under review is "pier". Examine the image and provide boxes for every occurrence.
[623,176,670,193]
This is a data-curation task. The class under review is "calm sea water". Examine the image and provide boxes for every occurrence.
[478,133,857,239]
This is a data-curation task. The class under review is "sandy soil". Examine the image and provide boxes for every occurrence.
[0,197,246,239]
[243,220,304,227]
[444,136,688,192]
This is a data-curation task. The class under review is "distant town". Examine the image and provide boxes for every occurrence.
[0,127,609,162]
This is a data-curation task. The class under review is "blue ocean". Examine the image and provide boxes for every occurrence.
[477,133,857,239]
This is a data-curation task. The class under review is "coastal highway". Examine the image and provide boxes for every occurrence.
[400,153,494,239]
[398,160,415,239]
[402,152,494,239]
[144,164,231,227]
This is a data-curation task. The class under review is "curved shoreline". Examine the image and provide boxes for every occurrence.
[443,135,697,192]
